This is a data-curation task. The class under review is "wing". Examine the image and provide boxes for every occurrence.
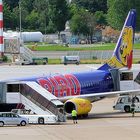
[59,89,140,102]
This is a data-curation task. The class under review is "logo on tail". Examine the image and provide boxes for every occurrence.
[99,9,136,70]
[108,27,133,69]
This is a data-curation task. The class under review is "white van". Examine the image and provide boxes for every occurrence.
[113,95,140,112]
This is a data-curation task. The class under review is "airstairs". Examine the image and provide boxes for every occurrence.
[7,82,66,122]
[20,46,34,62]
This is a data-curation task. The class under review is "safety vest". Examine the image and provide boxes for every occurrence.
[72,110,77,117]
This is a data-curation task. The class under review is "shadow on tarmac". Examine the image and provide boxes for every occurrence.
[67,111,140,120]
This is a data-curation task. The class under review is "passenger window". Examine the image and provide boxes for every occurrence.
[6,114,11,117]
[128,97,132,102]
[11,114,17,118]
[2,113,6,117]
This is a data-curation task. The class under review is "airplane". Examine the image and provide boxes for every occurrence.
[5,9,140,117]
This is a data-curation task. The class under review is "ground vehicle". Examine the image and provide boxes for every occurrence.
[61,56,80,65]
[0,112,28,126]
[15,57,48,65]
[113,95,140,112]
[92,37,98,43]
[14,59,31,65]
[11,109,58,124]
[32,57,48,65]
[19,114,58,124]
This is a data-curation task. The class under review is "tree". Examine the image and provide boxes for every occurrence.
[3,2,17,30]
[33,0,49,33]
[70,6,96,43]
[107,0,140,31]
[70,11,87,35]
[94,11,107,26]
[21,0,34,13]
[25,10,39,30]
[48,0,71,36]
[3,0,19,10]
[18,0,49,33]
[71,0,107,13]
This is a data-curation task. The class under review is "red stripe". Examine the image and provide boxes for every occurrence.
[0,5,2,12]
[0,20,3,28]
[0,36,3,44]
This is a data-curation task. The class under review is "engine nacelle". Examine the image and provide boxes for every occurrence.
[64,98,92,115]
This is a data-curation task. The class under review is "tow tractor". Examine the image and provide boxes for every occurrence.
[113,95,140,113]
[15,57,48,65]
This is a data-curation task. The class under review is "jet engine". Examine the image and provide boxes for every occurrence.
[64,98,92,116]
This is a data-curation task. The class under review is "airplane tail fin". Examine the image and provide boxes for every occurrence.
[98,9,136,70]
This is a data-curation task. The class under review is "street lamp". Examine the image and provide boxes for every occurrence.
[19,1,22,45]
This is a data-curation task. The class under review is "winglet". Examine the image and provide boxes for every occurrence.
[98,9,136,70]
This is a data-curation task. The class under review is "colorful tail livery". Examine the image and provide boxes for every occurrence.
[99,9,136,70]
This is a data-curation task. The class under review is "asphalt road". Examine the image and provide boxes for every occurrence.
[33,50,140,59]
[0,64,140,81]
[0,64,101,81]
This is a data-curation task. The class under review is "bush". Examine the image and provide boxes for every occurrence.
[2,55,8,62]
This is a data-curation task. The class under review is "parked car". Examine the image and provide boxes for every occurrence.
[0,112,28,126]
[92,37,98,43]
[79,39,87,44]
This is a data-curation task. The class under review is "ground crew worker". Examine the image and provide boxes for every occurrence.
[71,109,78,124]
[131,97,136,117]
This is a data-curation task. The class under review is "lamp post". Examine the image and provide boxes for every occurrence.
[0,0,3,57]
[19,1,22,46]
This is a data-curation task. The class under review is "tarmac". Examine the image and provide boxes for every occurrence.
[0,64,140,140]
[1,98,140,140]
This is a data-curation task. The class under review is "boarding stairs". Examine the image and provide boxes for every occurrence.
[20,46,34,63]
[7,82,66,122]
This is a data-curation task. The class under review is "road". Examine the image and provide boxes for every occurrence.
[0,64,140,81]
[33,50,140,59]
[0,64,102,81]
